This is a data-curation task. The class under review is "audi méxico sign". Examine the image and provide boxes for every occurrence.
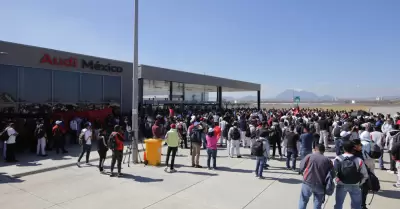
[39,53,123,73]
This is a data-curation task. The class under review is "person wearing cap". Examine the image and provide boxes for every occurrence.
[52,120,68,154]
[77,123,93,167]
[206,128,218,170]
[164,124,181,173]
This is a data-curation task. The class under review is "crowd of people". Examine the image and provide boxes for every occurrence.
[148,106,400,209]
[1,105,400,209]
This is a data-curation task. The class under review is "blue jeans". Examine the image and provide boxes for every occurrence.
[299,183,325,209]
[286,148,297,169]
[300,149,312,160]
[207,149,217,168]
[378,148,384,168]
[335,139,343,156]
[255,156,266,177]
[334,185,362,209]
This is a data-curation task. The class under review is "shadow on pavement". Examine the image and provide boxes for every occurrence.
[0,172,24,184]
[377,189,400,199]
[118,173,164,183]
[217,166,253,174]
[177,170,218,176]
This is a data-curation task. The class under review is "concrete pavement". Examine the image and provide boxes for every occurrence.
[0,146,399,209]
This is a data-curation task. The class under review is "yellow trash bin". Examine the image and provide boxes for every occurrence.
[144,139,163,166]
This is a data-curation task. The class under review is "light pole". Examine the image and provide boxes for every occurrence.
[131,0,139,163]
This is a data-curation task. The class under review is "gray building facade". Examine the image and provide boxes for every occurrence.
[0,41,261,114]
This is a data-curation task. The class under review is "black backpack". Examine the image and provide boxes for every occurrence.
[245,125,251,137]
[269,126,279,141]
[231,127,241,140]
[108,132,117,150]
[190,128,202,143]
[251,140,264,156]
[0,128,9,142]
[250,127,257,139]
[335,156,362,184]
[333,126,341,137]
[368,142,382,159]
[35,127,45,139]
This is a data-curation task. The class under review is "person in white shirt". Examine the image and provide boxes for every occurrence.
[70,118,79,144]
[77,123,93,167]
[219,117,228,146]
[5,123,18,162]
[370,126,386,170]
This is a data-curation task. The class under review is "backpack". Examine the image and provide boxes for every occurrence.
[324,171,335,196]
[108,132,117,150]
[35,127,45,139]
[368,142,382,159]
[269,127,279,141]
[78,130,86,145]
[333,126,341,137]
[251,140,264,156]
[335,156,362,184]
[367,170,380,192]
[366,169,380,205]
[0,128,9,142]
[190,128,202,143]
[250,127,257,139]
[223,123,231,138]
[231,127,241,140]
[245,125,251,137]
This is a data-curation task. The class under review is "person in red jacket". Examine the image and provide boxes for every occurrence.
[109,125,125,177]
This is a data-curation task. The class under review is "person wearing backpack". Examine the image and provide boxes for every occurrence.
[387,125,400,174]
[109,125,125,177]
[299,144,333,209]
[77,123,93,167]
[253,133,267,179]
[190,123,203,168]
[52,121,68,154]
[269,123,282,159]
[3,123,18,163]
[228,121,242,158]
[370,126,386,170]
[334,140,369,209]
[35,122,47,157]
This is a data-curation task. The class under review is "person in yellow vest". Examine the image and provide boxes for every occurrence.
[164,124,181,173]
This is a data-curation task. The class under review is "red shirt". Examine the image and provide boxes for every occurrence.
[112,132,125,151]
[214,126,221,139]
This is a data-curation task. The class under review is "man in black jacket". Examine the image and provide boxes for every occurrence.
[285,125,299,170]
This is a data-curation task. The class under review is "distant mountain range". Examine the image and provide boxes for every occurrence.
[275,90,334,101]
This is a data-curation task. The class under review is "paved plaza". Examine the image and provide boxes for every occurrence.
[0,144,399,209]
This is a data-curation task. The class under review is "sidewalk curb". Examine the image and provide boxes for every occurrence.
[11,148,145,178]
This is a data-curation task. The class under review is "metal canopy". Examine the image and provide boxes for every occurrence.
[139,65,261,92]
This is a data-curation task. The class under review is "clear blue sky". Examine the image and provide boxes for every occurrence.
[1,0,399,98]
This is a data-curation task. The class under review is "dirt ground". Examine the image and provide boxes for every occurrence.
[255,103,400,114]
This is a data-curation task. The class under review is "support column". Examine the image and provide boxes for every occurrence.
[169,81,173,101]
[182,83,185,101]
[138,78,144,117]
[257,90,261,110]
[217,86,222,110]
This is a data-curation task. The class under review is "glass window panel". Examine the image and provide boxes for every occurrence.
[53,70,80,103]
[143,79,170,100]
[184,84,216,102]
[0,65,18,102]
[81,73,103,103]
[20,67,52,103]
[103,75,121,103]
